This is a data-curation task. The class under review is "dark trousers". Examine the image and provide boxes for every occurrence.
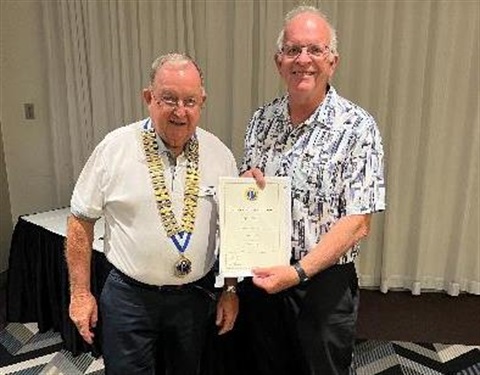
[239,263,359,375]
[100,268,215,375]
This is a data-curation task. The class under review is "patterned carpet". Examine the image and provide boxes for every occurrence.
[0,323,479,374]
[0,323,103,375]
[354,340,480,375]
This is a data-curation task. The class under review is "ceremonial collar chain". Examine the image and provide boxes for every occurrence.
[142,128,200,277]
[142,128,200,237]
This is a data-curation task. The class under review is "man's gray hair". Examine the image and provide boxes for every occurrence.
[149,53,204,87]
[276,5,338,55]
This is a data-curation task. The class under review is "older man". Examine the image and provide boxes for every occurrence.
[66,53,239,375]
[241,6,385,375]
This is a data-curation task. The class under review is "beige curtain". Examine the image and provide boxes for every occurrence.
[42,0,479,295]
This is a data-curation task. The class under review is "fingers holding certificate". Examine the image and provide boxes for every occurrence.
[218,177,291,277]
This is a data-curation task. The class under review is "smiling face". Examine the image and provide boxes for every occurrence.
[143,61,206,157]
[276,12,339,105]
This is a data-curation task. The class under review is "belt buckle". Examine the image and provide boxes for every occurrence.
[157,285,182,292]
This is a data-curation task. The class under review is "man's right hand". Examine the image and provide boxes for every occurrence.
[69,291,98,344]
[241,167,266,189]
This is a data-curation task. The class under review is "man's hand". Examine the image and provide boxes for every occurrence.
[69,291,98,344]
[241,167,266,189]
[215,291,239,335]
[252,265,299,294]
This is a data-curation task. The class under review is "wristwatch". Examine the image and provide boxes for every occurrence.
[293,262,309,283]
[224,285,237,294]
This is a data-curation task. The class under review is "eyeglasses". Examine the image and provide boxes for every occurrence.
[151,90,201,109]
[281,44,331,59]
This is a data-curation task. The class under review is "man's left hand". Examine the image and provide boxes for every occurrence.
[216,291,239,335]
[252,265,299,294]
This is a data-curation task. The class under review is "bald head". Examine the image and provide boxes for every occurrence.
[149,53,204,88]
[276,6,338,55]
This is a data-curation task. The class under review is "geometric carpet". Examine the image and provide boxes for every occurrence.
[1,323,479,375]
[0,323,104,375]
[354,340,480,375]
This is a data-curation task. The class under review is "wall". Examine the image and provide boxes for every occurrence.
[0,0,57,273]
[0,121,12,277]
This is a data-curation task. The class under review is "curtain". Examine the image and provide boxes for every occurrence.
[41,0,479,295]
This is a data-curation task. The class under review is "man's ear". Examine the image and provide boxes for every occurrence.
[143,88,152,105]
[327,54,339,78]
[330,54,339,69]
[274,52,282,71]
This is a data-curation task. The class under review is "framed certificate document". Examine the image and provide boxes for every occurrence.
[218,177,291,277]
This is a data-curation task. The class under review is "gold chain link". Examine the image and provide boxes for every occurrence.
[142,129,200,237]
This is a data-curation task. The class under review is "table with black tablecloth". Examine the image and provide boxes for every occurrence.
[6,208,109,356]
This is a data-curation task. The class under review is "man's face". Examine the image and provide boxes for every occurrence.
[276,13,338,102]
[144,61,205,156]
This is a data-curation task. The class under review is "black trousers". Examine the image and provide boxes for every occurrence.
[238,263,359,375]
[100,268,215,375]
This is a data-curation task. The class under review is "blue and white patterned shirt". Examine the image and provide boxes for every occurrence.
[241,86,386,264]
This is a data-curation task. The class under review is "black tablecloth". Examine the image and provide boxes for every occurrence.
[6,216,249,374]
[7,217,112,356]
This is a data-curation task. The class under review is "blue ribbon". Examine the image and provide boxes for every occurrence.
[170,232,192,253]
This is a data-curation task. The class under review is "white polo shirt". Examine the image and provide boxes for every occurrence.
[71,119,238,285]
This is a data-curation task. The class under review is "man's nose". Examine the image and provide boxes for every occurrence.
[173,105,187,117]
[296,47,313,63]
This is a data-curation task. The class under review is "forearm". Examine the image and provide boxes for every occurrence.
[300,214,371,278]
[66,215,95,295]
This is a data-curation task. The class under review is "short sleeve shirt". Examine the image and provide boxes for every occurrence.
[241,87,385,263]
[71,119,238,285]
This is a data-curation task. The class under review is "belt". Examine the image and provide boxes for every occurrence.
[110,267,216,298]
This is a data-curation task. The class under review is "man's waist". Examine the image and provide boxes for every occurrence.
[105,250,216,286]
[110,266,215,294]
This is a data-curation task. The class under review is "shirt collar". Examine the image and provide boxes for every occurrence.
[280,86,338,131]
[316,85,338,130]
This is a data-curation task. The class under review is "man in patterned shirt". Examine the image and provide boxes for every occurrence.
[240,5,385,375]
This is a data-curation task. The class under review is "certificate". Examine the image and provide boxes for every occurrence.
[218,177,291,277]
